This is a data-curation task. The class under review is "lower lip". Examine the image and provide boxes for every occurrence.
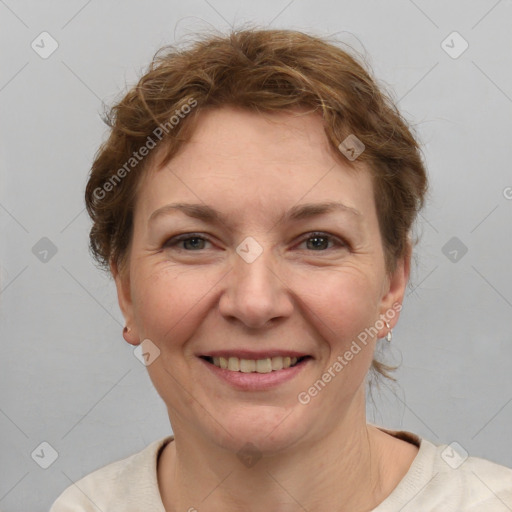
[199,357,311,391]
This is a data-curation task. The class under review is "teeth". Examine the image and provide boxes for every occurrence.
[228,357,239,371]
[256,358,272,373]
[271,357,283,370]
[240,359,256,373]
[210,355,300,372]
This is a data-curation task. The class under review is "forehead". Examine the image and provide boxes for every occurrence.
[135,107,376,227]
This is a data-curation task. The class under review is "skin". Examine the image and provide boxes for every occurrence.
[112,106,419,511]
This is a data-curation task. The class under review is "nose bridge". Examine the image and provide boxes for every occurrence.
[219,235,292,328]
[235,239,276,290]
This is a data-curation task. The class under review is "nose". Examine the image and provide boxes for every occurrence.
[218,243,294,330]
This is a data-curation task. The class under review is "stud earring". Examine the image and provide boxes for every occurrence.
[385,321,392,342]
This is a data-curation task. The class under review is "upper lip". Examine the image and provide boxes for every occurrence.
[199,350,311,359]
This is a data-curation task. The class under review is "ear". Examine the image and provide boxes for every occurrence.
[110,259,141,346]
[376,241,411,338]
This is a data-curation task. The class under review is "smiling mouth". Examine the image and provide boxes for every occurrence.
[200,355,311,373]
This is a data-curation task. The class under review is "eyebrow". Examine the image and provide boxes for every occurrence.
[148,201,362,226]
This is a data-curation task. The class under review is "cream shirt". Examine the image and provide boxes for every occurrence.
[50,428,512,511]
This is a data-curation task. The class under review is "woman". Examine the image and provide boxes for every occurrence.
[50,28,512,511]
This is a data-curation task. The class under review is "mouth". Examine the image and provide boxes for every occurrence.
[200,355,311,373]
[198,351,313,391]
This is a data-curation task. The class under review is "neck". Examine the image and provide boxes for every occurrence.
[158,390,391,512]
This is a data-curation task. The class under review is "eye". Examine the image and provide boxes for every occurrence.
[297,232,347,251]
[163,233,212,251]
[162,231,347,252]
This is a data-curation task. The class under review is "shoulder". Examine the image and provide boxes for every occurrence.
[431,447,512,510]
[373,427,512,511]
[49,436,172,512]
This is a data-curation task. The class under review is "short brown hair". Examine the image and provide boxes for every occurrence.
[85,27,428,381]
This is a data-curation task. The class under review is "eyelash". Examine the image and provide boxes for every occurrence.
[163,232,347,252]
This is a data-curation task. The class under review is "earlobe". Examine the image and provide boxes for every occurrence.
[110,259,141,346]
[122,325,140,346]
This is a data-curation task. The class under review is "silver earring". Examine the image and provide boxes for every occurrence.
[385,321,392,342]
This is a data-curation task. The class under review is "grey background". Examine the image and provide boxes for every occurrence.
[1,1,511,510]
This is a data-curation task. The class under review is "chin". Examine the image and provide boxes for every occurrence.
[206,404,308,455]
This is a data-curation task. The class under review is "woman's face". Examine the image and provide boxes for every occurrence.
[114,106,408,452]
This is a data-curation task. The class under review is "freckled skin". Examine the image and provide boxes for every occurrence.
[112,107,413,511]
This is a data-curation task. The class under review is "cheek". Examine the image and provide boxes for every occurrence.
[299,268,382,395]
[131,264,220,346]
[131,259,382,358]
[303,268,381,342]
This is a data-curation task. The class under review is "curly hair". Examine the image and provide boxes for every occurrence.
[85,27,428,382]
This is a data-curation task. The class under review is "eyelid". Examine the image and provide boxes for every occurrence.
[163,231,348,251]
[296,231,347,250]
[163,232,212,248]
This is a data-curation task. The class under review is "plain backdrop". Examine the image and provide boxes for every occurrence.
[1,1,511,510]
